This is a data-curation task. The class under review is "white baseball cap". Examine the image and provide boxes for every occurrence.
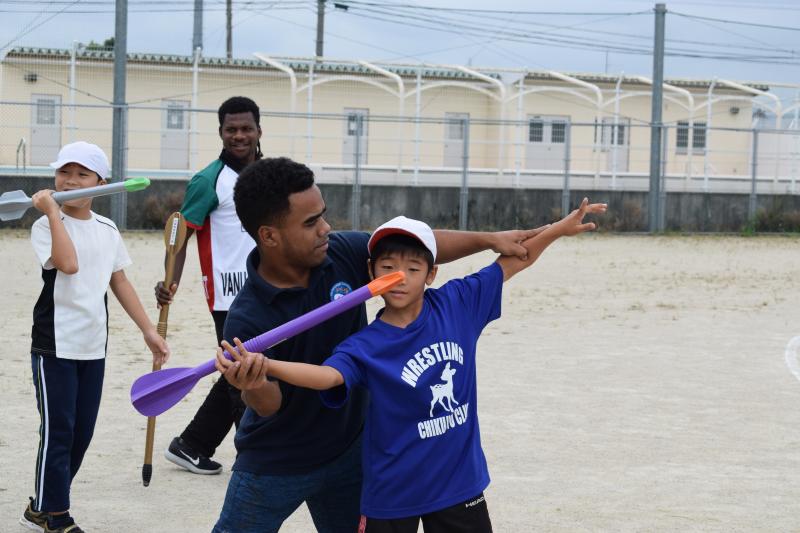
[50,141,110,180]
[368,216,437,261]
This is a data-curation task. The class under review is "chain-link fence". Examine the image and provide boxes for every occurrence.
[2,46,799,231]
[2,103,800,232]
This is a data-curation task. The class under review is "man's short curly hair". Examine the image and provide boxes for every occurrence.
[218,96,260,127]
[234,157,316,240]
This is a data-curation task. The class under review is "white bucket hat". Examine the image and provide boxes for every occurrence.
[50,141,110,180]
[368,216,437,262]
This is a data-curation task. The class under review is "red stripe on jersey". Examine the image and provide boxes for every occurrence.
[195,217,215,312]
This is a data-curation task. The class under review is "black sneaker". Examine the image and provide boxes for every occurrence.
[19,498,47,532]
[44,513,84,533]
[164,437,222,475]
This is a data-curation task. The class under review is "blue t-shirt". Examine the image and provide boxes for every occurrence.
[321,262,503,519]
[224,231,371,475]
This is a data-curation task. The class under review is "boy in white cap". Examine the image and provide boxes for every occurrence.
[215,199,606,532]
[20,142,170,533]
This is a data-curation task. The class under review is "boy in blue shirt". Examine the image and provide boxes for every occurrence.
[216,199,606,532]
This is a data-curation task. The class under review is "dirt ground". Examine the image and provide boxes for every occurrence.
[1,230,799,532]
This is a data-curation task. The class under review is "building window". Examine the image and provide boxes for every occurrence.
[677,121,706,153]
[166,105,185,130]
[447,119,465,141]
[600,118,628,151]
[36,99,57,125]
[347,114,361,136]
[692,123,706,149]
[676,122,690,149]
[551,121,566,144]
[614,124,626,145]
[529,120,543,143]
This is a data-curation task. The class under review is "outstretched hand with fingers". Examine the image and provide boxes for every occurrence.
[488,225,551,259]
[556,197,607,236]
[496,197,607,281]
[215,338,269,390]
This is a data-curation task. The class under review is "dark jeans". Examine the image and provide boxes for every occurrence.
[179,310,246,458]
[212,436,363,533]
[30,355,105,512]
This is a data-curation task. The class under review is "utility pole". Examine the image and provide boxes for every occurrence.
[316,0,325,58]
[226,0,232,59]
[192,0,203,53]
[648,3,666,233]
[111,0,128,228]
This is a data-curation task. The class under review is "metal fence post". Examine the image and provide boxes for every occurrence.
[306,62,314,163]
[459,118,470,230]
[69,41,79,143]
[190,46,200,172]
[413,67,422,186]
[659,124,667,231]
[561,122,572,217]
[351,114,363,231]
[110,0,128,229]
[749,129,759,223]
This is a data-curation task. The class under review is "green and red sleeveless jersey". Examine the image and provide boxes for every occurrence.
[181,155,255,312]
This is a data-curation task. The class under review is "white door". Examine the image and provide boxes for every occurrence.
[160,100,190,169]
[525,115,568,171]
[30,94,62,165]
[342,108,368,165]
[602,117,630,172]
[443,112,469,167]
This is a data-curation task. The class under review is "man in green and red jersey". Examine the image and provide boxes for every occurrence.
[154,96,261,474]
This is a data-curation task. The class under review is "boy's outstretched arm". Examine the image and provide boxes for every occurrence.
[433,225,550,263]
[497,198,607,281]
[268,359,344,391]
[32,189,78,274]
[215,338,344,417]
[109,270,170,366]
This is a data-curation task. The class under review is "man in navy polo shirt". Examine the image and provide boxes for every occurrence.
[211,157,544,533]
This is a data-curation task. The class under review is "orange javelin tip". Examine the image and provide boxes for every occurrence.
[367,271,405,296]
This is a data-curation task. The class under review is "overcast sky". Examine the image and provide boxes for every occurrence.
[1,0,798,104]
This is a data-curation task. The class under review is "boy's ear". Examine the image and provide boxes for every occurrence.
[426,265,438,286]
[98,178,107,186]
[367,259,375,281]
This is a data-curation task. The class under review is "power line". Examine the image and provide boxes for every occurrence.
[337,5,798,65]
[671,11,800,32]
[0,7,305,12]
[676,12,797,55]
[341,2,650,17]
[0,0,83,53]
[341,6,652,54]
[237,5,415,58]
[0,0,308,4]
[414,4,795,56]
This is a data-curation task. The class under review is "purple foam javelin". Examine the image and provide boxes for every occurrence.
[130,272,404,417]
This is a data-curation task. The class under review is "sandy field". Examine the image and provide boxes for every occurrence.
[1,230,800,532]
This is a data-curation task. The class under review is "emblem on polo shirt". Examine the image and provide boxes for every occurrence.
[330,281,352,301]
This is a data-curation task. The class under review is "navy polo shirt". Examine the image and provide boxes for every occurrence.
[224,231,372,475]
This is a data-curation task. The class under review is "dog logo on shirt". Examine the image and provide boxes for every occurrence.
[330,281,352,301]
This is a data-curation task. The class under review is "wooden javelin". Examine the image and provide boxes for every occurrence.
[142,212,187,487]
